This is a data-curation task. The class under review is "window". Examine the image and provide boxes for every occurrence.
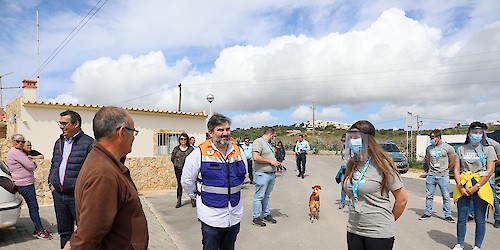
[157,132,182,156]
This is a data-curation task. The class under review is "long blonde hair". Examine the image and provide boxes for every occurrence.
[343,120,400,194]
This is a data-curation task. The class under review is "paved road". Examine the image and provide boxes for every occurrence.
[1,155,497,249]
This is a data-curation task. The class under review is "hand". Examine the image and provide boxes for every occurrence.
[271,160,281,167]
[62,240,71,250]
[49,185,55,192]
[459,186,470,196]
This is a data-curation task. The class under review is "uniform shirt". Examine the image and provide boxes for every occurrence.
[426,142,456,176]
[343,160,403,238]
[181,141,247,228]
[456,144,496,173]
[294,140,310,154]
[241,143,253,159]
[252,137,276,173]
[486,138,500,158]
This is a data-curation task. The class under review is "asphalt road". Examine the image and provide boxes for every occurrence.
[147,155,498,250]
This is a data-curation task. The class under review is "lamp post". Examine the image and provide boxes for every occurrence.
[206,94,214,116]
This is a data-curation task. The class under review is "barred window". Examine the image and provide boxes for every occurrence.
[157,132,181,156]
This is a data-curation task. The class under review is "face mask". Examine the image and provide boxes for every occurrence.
[270,138,276,144]
[470,134,483,144]
[349,138,363,154]
[430,139,437,146]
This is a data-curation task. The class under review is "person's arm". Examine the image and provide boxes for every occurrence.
[70,175,118,249]
[454,149,470,196]
[392,187,408,221]
[15,151,38,171]
[181,149,201,199]
[448,154,456,171]
[305,141,311,151]
[467,161,494,195]
[252,151,280,167]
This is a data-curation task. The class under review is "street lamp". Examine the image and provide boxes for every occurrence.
[206,94,214,116]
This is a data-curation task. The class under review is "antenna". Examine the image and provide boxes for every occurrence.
[36,8,40,100]
[0,72,14,109]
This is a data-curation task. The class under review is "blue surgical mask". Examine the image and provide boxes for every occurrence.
[470,134,483,144]
[430,139,437,146]
[349,138,363,154]
[270,138,276,144]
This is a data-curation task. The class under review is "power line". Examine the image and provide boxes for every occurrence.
[30,0,109,79]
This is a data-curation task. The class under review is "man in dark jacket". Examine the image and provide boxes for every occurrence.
[48,109,93,249]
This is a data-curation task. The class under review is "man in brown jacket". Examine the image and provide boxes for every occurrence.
[64,106,148,249]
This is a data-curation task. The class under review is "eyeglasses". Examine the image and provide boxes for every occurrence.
[180,138,187,140]
[123,127,139,136]
[15,140,26,143]
[429,135,438,139]
[57,121,70,126]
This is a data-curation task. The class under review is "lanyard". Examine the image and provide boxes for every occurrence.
[434,144,444,162]
[353,157,371,199]
[470,143,485,168]
[262,136,275,154]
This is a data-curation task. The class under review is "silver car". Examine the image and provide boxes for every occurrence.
[0,160,22,229]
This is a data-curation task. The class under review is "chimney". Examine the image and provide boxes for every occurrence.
[22,79,38,101]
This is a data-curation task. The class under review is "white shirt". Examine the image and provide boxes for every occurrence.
[181,140,247,228]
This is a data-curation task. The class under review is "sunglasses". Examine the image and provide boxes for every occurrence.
[15,140,26,143]
[429,135,438,139]
[180,138,187,140]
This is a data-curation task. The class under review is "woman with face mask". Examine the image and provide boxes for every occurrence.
[452,122,496,250]
[343,120,408,250]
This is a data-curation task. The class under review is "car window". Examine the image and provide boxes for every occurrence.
[380,143,401,152]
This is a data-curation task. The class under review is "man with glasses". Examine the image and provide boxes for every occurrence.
[241,137,254,184]
[64,106,147,249]
[420,129,456,223]
[49,109,94,249]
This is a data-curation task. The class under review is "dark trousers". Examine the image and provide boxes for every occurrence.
[17,184,43,231]
[52,190,77,248]
[201,220,240,250]
[347,232,395,250]
[247,159,253,183]
[175,168,183,198]
[296,153,307,174]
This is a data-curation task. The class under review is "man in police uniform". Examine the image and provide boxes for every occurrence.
[294,135,310,178]
[181,113,247,250]
[241,137,254,184]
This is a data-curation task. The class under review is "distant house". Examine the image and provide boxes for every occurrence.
[5,80,208,158]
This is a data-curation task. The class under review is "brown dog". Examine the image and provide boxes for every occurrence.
[309,185,321,223]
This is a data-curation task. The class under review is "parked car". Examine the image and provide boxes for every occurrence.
[0,160,22,229]
[378,140,409,173]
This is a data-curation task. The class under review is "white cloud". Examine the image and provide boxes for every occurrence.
[232,111,279,128]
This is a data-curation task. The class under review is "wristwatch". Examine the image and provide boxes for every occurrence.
[475,183,481,189]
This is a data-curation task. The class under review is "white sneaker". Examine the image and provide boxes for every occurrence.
[472,246,481,250]
[451,244,464,250]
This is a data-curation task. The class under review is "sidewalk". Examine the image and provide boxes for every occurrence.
[0,195,178,250]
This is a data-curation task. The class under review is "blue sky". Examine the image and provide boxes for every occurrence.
[1,0,499,129]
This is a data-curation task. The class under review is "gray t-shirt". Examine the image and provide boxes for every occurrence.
[456,144,496,173]
[343,160,404,238]
[426,142,456,176]
[252,137,276,173]
[486,138,500,157]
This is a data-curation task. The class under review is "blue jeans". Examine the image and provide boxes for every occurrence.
[490,175,500,220]
[252,172,275,218]
[425,175,452,217]
[457,193,487,247]
[340,172,346,203]
[52,191,77,249]
[17,184,43,231]
[200,221,240,250]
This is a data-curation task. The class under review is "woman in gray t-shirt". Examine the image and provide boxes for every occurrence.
[452,122,495,250]
[343,120,407,250]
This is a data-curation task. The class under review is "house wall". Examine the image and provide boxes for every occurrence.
[9,101,207,158]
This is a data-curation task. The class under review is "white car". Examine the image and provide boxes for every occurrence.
[0,160,22,229]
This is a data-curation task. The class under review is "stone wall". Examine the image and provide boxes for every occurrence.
[3,152,176,206]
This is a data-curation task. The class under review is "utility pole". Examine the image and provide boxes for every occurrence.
[178,83,181,112]
[406,112,413,160]
[312,102,316,140]
[0,72,13,109]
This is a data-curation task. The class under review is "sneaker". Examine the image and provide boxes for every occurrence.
[33,230,53,240]
[419,214,431,220]
[451,244,464,250]
[338,202,345,209]
[252,217,266,227]
[444,217,455,223]
[472,246,481,250]
[494,219,500,228]
[468,214,474,221]
[263,215,277,224]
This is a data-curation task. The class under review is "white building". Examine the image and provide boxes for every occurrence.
[5,80,208,158]
[296,120,351,130]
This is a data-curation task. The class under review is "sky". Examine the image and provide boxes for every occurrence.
[1,0,499,130]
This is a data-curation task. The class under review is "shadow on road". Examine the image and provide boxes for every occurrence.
[427,229,471,249]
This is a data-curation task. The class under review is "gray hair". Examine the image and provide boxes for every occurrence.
[11,134,24,140]
[93,106,129,140]
[207,113,231,132]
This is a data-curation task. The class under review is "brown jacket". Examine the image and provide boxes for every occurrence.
[71,142,149,249]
